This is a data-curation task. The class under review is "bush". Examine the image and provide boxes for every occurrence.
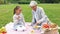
[18,1,30,4]
[0,0,4,4]
[0,0,7,4]
[18,1,40,4]
[40,0,60,3]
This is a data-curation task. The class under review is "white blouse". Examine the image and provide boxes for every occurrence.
[13,13,25,25]
[32,6,51,24]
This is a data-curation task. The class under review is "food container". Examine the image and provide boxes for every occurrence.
[43,23,59,34]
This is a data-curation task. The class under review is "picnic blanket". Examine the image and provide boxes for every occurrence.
[5,22,41,34]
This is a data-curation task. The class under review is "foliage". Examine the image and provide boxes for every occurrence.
[0,0,4,4]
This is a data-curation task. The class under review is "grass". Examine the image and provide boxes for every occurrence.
[0,4,60,33]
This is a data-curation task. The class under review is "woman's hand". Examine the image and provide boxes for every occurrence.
[36,21,40,24]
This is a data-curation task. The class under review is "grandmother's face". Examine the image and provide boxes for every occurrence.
[31,5,37,11]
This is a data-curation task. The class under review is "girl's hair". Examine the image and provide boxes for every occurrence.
[14,6,20,14]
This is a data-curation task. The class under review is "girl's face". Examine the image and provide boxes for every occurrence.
[31,5,37,11]
[16,8,22,15]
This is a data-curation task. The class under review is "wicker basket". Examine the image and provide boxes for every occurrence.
[44,28,59,34]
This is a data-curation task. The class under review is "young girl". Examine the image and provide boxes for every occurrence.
[13,6,25,31]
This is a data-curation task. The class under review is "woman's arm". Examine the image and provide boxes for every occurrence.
[36,8,49,24]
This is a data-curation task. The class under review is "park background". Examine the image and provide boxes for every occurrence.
[0,0,60,33]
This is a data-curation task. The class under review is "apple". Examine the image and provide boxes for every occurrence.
[42,24,50,29]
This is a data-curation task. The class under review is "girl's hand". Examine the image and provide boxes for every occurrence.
[17,16,20,20]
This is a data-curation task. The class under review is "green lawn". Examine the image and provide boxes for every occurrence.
[0,4,60,33]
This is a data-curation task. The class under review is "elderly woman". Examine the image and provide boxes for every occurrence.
[29,1,51,26]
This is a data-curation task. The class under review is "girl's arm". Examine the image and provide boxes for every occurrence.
[17,16,21,20]
[13,15,19,23]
